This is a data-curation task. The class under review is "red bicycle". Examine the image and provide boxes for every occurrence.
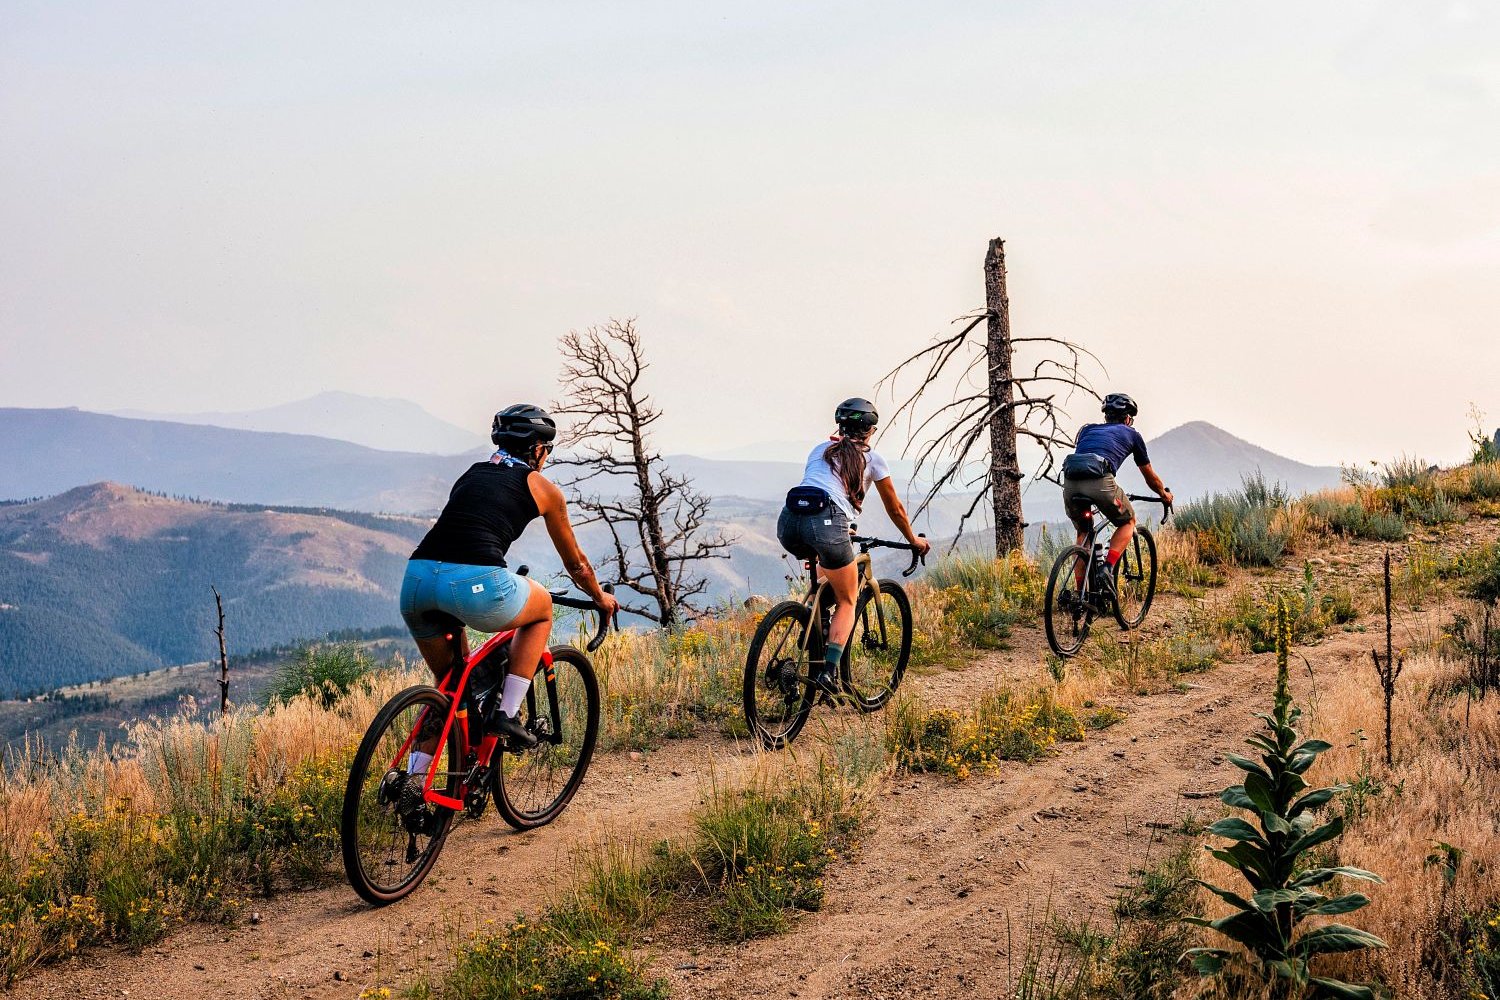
[339,582,613,905]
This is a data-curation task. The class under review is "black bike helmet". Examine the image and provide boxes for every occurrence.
[491,403,557,450]
[1101,393,1139,419]
[835,397,879,433]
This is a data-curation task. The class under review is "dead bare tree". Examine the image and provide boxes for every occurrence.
[880,237,1101,555]
[551,319,733,626]
[211,585,230,714]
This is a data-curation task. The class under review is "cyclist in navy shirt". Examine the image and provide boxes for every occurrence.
[1059,393,1173,601]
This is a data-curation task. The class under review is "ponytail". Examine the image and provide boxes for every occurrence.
[824,432,871,512]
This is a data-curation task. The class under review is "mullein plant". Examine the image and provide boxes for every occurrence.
[1186,598,1388,999]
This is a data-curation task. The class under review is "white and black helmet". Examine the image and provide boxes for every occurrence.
[1101,393,1139,418]
[491,403,557,450]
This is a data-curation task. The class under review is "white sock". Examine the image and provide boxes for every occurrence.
[408,750,433,776]
[498,674,532,717]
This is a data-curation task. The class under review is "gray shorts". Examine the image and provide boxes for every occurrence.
[777,506,855,570]
[1063,475,1134,530]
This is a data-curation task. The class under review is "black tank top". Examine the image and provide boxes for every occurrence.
[410,461,540,567]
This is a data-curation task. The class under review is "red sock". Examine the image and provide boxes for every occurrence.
[1106,549,1123,566]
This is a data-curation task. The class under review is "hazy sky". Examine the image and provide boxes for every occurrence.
[2,1,1497,467]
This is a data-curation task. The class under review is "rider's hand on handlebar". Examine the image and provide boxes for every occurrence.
[596,591,621,619]
[1161,488,1174,507]
[911,536,932,558]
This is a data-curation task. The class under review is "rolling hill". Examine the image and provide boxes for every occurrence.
[0,483,426,696]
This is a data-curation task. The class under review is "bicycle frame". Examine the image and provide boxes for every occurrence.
[795,550,883,657]
[384,630,561,812]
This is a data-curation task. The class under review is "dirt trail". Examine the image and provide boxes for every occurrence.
[9,521,1493,999]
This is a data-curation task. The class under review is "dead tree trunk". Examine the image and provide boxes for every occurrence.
[882,238,1101,554]
[985,239,1024,555]
[211,585,229,714]
[1370,551,1403,767]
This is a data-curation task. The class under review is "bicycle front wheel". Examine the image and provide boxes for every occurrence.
[494,645,600,831]
[1113,527,1158,630]
[341,685,460,906]
[1044,546,1095,658]
[742,601,817,750]
[843,580,912,712]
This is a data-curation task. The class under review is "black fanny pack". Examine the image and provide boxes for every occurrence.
[1062,453,1113,480]
[785,485,832,514]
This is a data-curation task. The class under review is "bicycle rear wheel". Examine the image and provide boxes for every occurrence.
[843,580,912,712]
[1112,527,1158,630]
[341,685,460,905]
[1044,546,1095,658]
[742,601,817,750]
[494,645,600,831]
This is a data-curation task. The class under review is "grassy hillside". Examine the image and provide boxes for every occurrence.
[0,483,424,696]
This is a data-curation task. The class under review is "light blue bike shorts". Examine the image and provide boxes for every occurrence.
[399,560,532,640]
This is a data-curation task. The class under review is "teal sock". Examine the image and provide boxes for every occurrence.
[823,642,844,671]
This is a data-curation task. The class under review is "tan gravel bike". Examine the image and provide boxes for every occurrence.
[742,533,924,750]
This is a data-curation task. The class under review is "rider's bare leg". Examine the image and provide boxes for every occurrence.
[822,560,860,655]
[1072,514,1093,588]
[1108,519,1136,565]
[501,580,554,683]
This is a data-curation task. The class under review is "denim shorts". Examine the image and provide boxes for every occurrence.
[777,506,855,570]
[399,560,532,640]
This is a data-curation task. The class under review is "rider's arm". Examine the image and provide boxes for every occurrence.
[1138,463,1174,505]
[873,477,930,554]
[529,474,613,605]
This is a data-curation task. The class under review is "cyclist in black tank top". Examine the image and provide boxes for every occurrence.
[399,404,619,749]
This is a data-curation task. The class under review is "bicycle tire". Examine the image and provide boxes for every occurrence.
[742,600,817,750]
[494,645,600,831]
[843,580,912,712]
[341,685,460,906]
[1044,546,1095,658]
[1112,527,1158,630]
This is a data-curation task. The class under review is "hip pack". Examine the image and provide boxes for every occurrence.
[1062,453,1113,480]
[785,485,832,514]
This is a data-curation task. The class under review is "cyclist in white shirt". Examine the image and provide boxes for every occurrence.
[777,398,930,693]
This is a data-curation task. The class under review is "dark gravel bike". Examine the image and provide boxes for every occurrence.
[340,582,614,905]
[1044,496,1170,658]
[743,533,925,750]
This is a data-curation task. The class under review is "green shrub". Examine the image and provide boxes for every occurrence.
[925,551,1043,648]
[886,688,1083,778]
[1457,542,1500,606]
[1174,473,1292,566]
[408,917,666,1000]
[1210,584,1336,654]
[1187,599,1386,998]
[1302,494,1408,542]
[268,642,376,707]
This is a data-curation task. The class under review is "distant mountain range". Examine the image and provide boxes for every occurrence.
[114,391,488,455]
[1,407,1341,516]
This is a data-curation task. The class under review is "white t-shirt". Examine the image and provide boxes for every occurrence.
[797,440,892,520]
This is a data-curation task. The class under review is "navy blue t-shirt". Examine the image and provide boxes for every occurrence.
[1073,422,1150,474]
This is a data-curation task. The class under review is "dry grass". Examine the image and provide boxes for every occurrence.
[1304,654,1500,998]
